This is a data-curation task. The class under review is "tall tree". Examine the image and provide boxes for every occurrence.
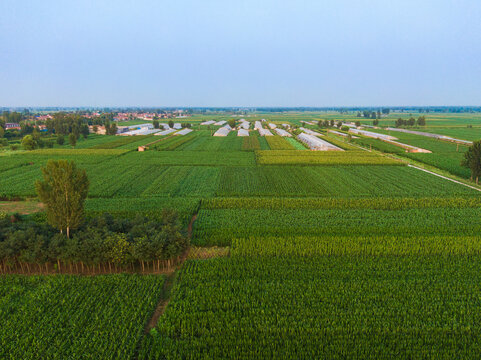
[81,124,89,139]
[461,141,481,184]
[56,135,65,145]
[21,135,37,150]
[35,160,89,238]
[417,116,426,126]
[68,133,77,147]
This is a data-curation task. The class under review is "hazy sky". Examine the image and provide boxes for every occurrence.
[1,0,480,107]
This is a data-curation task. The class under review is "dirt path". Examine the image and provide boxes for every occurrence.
[143,271,177,334]
[187,213,198,238]
[134,213,199,358]
[141,213,198,335]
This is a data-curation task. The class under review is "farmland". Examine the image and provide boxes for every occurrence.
[2,111,481,358]
[140,256,481,359]
[0,274,164,359]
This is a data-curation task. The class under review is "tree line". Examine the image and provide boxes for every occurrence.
[394,116,426,127]
[0,211,187,274]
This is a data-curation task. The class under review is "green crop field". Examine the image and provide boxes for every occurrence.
[0,274,164,359]
[2,111,481,358]
[140,256,481,359]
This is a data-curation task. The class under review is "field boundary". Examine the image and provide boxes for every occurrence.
[408,164,481,192]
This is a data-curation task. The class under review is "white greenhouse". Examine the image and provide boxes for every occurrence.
[299,127,322,136]
[201,120,216,125]
[175,128,193,136]
[328,130,358,139]
[258,128,273,136]
[239,122,250,130]
[213,125,232,137]
[274,128,292,137]
[237,129,249,136]
[297,133,343,151]
[349,128,397,141]
[155,128,177,136]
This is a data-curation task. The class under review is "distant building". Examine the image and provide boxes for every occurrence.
[5,123,21,130]
[89,125,106,135]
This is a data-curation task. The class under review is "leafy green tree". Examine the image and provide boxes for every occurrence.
[81,124,89,139]
[228,119,236,128]
[0,125,5,138]
[21,135,37,150]
[153,119,160,129]
[57,135,65,145]
[68,133,77,147]
[35,160,90,238]
[32,127,41,141]
[105,122,118,135]
[355,121,361,127]
[168,120,174,128]
[461,140,481,184]
[373,119,379,126]
[109,122,117,135]
[417,116,426,126]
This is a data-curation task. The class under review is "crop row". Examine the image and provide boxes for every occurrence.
[89,135,152,149]
[202,196,481,210]
[214,165,476,198]
[231,235,481,256]
[126,151,256,166]
[152,132,200,151]
[265,135,295,150]
[241,136,261,150]
[178,133,244,151]
[192,207,481,246]
[21,148,129,156]
[322,134,360,150]
[139,256,481,359]
[1,274,164,359]
[255,150,402,165]
[1,163,477,199]
[285,137,306,149]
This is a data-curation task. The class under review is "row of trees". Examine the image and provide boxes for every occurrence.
[20,130,86,150]
[394,116,426,127]
[0,212,187,274]
[44,112,113,135]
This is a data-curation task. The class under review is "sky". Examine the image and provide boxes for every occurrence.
[1,0,481,107]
